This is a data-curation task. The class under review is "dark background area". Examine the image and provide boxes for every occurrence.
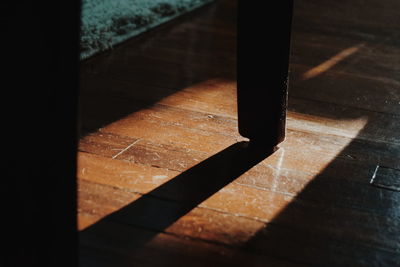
[2,2,80,266]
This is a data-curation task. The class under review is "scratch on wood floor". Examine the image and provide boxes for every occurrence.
[112,139,141,159]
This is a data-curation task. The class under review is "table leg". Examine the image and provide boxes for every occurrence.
[237,1,294,147]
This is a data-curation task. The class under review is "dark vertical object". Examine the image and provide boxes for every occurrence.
[2,1,80,267]
[237,1,294,147]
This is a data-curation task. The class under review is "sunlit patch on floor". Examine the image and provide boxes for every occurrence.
[301,43,365,80]
[78,75,371,244]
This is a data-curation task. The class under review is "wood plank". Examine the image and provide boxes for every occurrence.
[79,139,395,212]
[80,75,400,144]
[77,152,400,250]
[290,35,400,80]
[241,222,400,266]
[80,220,302,267]
[81,71,400,147]
[289,64,400,115]
[78,0,400,265]
[81,99,399,163]
[287,98,400,144]
[78,179,400,265]
[78,180,265,245]
[80,120,400,174]
[80,220,400,266]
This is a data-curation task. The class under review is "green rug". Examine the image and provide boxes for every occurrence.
[80,0,213,60]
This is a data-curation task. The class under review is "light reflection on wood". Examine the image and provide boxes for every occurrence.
[302,43,365,80]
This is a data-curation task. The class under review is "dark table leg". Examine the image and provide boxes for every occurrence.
[237,1,294,147]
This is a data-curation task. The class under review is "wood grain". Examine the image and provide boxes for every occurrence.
[78,0,400,265]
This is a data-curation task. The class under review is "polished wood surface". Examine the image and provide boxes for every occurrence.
[78,0,400,265]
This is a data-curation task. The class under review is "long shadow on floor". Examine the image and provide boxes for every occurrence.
[232,108,400,266]
[79,0,400,265]
[80,118,400,266]
[80,142,275,266]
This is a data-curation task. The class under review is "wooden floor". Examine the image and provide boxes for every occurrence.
[78,0,400,266]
